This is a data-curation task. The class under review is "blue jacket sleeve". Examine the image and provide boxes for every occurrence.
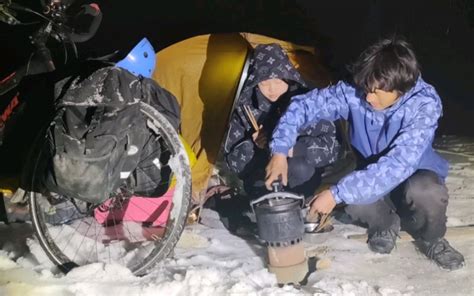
[270,81,350,155]
[330,92,442,205]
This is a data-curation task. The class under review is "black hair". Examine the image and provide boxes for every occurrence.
[350,37,420,94]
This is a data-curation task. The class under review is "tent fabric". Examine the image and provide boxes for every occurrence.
[153,33,331,202]
[153,33,250,202]
[240,33,331,88]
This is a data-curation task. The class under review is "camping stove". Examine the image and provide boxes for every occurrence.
[250,183,309,285]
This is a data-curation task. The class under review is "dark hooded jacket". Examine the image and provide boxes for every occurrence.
[223,44,340,176]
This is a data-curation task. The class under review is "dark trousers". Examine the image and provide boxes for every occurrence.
[345,169,449,242]
[243,155,322,199]
[219,154,322,232]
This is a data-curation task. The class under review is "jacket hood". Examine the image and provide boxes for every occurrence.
[239,43,307,109]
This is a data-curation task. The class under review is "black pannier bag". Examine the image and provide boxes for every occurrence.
[44,66,180,204]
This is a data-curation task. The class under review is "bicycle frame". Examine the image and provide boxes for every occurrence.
[0,0,101,225]
[0,70,23,145]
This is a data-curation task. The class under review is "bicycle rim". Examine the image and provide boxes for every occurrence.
[29,102,191,275]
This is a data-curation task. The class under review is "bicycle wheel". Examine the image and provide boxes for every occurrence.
[28,102,191,275]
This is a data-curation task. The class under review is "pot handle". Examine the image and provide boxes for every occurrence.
[250,191,304,216]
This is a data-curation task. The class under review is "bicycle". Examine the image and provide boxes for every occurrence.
[0,0,192,275]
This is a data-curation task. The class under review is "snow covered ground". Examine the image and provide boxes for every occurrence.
[0,136,473,296]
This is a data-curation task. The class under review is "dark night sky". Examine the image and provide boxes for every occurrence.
[1,0,473,134]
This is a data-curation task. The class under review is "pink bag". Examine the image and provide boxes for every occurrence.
[94,188,174,227]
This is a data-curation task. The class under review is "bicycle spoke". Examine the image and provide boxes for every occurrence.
[29,102,191,275]
[71,219,93,264]
[108,202,125,266]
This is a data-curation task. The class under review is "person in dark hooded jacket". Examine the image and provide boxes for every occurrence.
[223,44,340,198]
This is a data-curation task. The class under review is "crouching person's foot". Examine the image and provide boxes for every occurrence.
[368,228,399,254]
[416,238,465,271]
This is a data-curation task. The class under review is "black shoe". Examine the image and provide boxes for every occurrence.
[368,228,399,254]
[417,238,465,271]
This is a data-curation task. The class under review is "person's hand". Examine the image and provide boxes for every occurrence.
[265,153,288,189]
[252,125,267,149]
[308,189,337,216]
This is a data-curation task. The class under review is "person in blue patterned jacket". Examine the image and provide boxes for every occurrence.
[265,38,465,270]
[224,43,340,199]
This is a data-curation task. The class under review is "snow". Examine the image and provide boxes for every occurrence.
[0,136,473,295]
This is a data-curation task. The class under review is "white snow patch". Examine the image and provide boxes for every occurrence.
[0,136,472,295]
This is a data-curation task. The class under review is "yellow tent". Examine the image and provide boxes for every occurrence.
[153,33,332,203]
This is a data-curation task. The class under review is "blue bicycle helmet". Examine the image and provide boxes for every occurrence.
[116,38,156,78]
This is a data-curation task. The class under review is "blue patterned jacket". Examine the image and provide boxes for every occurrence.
[270,77,449,205]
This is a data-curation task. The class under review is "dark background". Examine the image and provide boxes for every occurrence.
[1,0,473,135]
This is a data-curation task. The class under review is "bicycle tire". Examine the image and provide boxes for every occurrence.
[28,102,191,275]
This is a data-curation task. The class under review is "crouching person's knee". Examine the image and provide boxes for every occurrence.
[288,157,315,184]
[405,170,448,217]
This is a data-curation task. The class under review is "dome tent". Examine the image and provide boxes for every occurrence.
[153,33,332,203]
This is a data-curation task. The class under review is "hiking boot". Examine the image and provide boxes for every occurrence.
[417,238,465,271]
[368,228,399,254]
